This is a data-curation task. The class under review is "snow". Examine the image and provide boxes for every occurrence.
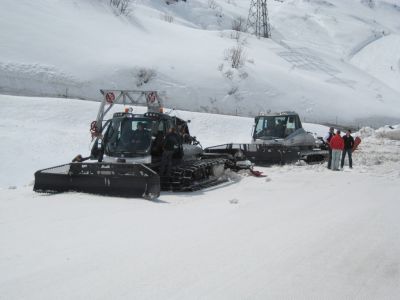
[351,34,400,93]
[2,172,400,299]
[359,124,400,140]
[2,0,400,297]
[1,0,400,126]
[1,94,400,299]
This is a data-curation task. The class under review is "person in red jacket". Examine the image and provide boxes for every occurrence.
[329,130,344,170]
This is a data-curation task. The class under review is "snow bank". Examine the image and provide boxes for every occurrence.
[375,125,400,140]
[358,124,400,140]
[358,126,377,138]
[352,124,400,172]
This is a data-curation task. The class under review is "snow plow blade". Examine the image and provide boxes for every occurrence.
[34,162,160,199]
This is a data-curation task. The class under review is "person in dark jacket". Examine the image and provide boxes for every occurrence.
[159,127,180,176]
[132,122,151,149]
[323,127,335,169]
[178,124,191,144]
[341,130,354,169]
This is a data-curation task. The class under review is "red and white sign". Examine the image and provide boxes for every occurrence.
[105,92,115,104]
[147,92,156,104]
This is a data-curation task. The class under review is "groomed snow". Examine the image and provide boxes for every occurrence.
[1,95,400,299]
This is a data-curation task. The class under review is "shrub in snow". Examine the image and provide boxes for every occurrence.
[207,0,224,22]
[224,69,234,80]
[109,0,132,15]
[227,85,238,95]
[230,30,241,41]
[361,0,375,8]
[161,13,174,23]
[231,17,246,32]
[224,44,246,69]
[135,68,156,87]
[209,97,217,104]
[239,71,248,79]
[208,0,219,10]
[230,16,248,43]
[225,0,236,4]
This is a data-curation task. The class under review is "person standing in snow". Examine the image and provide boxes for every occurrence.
[178,124,191,144]
[159,127,180,177]
[329,130,344,171]
[341,130,354,169]
[323,127,335,169]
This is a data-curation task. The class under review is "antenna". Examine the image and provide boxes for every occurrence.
[246,0,271,38]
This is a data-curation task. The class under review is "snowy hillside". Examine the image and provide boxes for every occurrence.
[1,94,400,299]
[2,2,400,295]
[1,0,400,126]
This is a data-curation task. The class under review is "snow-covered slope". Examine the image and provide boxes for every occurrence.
[1,94,400,299]
[1,0,400,126]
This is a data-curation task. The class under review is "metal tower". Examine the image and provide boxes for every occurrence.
[246,0,271,38]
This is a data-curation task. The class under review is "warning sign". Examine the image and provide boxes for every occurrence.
[147,92,156,104]
[105,92,115,104]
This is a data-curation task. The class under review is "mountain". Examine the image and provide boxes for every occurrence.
[1,0,400,126]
